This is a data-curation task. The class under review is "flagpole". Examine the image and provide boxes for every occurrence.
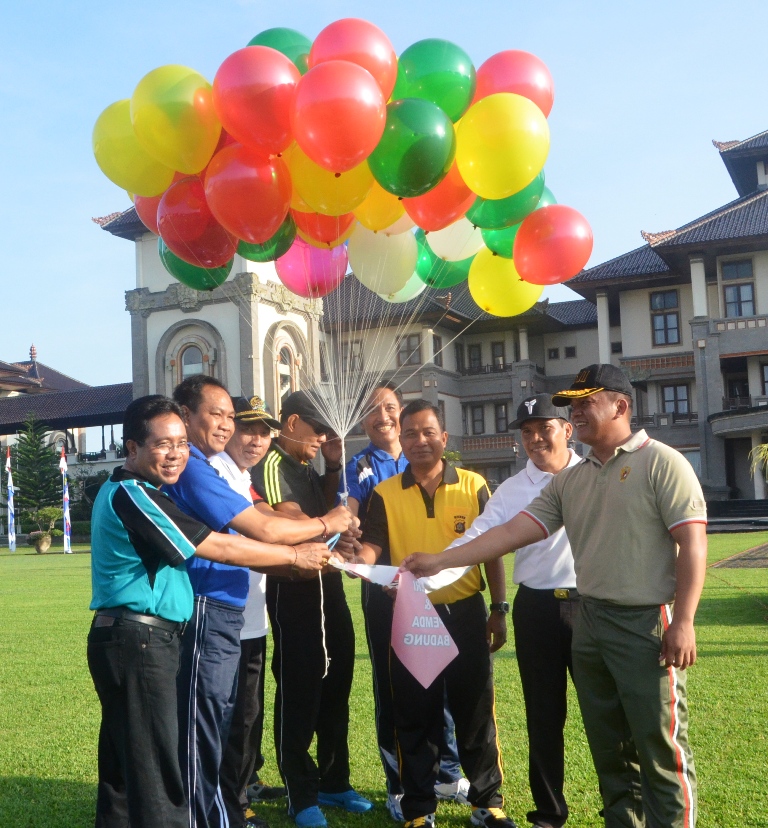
[6,447,16,552]
[59,448,72,554]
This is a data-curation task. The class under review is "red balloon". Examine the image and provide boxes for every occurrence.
[205,144,292,244]
[402,163,475,232]
[134,193,162,234]
[291,60,386,172]
[309,18,397,99]
[513,205,593,285]
[473,50,555,117]
[213,46,300,155]
[291,208,355,246]
[158,177,237,269]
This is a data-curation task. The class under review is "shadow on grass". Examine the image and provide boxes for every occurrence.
[0,777,95,827]
[695,591,768,626]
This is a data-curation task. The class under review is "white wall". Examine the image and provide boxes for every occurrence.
[619,285,694,356]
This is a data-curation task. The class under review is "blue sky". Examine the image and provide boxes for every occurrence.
[1,0,766,386]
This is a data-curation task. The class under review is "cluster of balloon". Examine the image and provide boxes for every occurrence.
[93,19,592,314]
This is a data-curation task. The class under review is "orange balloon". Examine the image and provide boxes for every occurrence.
[291,60,386,172]
[292,209,356,247]
[309,18,398,99]
[402,163,474,231]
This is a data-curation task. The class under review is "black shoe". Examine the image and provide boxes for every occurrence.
[470,808,518,828]
[244,807,270,828]
[247,781,288,802]
[404,815,435,828]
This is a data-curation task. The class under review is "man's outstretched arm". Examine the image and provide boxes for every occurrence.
[401,512,546,578]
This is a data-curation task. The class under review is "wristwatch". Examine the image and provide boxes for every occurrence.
[489,601,510,614]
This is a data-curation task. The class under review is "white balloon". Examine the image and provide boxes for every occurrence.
[378,271,427,303]
[348,224,418,295]
[426,217,485,261]
[382,212,416,236]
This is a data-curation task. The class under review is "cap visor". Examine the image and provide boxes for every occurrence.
[235,414,282,430]
[550,387,604,407]
[509,414,563,430]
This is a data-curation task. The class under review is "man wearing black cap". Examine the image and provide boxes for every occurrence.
[251,390,371,828]
[404,365,708,828]
[441,394,581,828]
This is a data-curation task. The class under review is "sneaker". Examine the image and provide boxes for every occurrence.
[404,815,435,828]
[244,808,269,828]
[386,793,404,822]
[470,808,518,828]
[317,789,373,813]
[435,777,470,805]
[294,806,328,828]
[247,780,288,802]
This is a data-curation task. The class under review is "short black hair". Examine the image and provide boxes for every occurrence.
[370,381,404,406]
[173,374,228,412]
[123,395,183,445]
[400,399,444,430]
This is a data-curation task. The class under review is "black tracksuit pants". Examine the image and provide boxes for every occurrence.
[513,584,579,828]
[390,591,504,821]
[266,572,355,815]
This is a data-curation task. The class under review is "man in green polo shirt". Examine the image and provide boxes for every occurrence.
[402,365,708,828]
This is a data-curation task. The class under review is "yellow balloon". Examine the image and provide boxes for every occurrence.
[92,100,174,196]
[354,180,405,231]
[457,93,549,200]
[131,65,221,174]
[282,145,314,211]
[288,145,373,216]
[468,248,544,317]
[296,224,355,249]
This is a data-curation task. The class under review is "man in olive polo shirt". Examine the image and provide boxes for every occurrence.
[404,365,708,828]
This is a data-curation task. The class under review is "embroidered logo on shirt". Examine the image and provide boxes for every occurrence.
[454,516,467,534]
[619,466,631,482]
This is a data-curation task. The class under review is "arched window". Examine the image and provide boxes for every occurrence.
[276,344,297,409]
[181,345,204,379]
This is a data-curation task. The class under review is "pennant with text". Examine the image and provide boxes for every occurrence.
[60,448,72,554]
[391,570,458,689]
[6,447,15,552]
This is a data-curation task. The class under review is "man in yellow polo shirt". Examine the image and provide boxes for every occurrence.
[403,365,708,828]
[356,399,516,828]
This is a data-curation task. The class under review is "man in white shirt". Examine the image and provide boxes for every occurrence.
[210,396,286,828]
[447,394,580,828]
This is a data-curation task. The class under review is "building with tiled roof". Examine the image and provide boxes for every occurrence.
[568,129,768,501]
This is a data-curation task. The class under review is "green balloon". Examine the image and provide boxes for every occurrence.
[414,229,473,288]
[466,172,546,230]
[481,222,520,259]
[238,215,296,262]
[392,39,476,123]
[158,238,232,291]
[537,185,557,209]
[247,28,311,74]
[368,99,455,198]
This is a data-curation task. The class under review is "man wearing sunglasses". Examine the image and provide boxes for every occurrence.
[252,391,371,828]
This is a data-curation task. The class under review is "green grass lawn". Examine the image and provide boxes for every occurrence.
[1,534,767,827]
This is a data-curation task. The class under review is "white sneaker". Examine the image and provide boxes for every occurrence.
[387,793,404,822]
[434,777,470,805]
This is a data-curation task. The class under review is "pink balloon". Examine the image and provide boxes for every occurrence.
[275,236,348,298]
[513,204,593,285]
[473,50,555,117]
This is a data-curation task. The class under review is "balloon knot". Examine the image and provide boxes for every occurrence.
[334,172,341,178]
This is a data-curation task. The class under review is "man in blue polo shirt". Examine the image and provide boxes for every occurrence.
[339,383,467,821]
[88,395,326,828]
[164,376,353,828]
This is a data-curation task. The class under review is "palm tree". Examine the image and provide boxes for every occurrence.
[749,443,768,488]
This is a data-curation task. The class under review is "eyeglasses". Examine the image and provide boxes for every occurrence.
[148,441,190,455]
[301,417,329,436]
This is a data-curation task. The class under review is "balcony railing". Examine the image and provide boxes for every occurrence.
[630,412,699,429]
[462,434,520,453]
[458,361,545,376]
[721,396,768,411]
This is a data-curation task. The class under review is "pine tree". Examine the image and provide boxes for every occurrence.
[12,414,61,525]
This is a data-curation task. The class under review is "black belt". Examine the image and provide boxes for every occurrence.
[93,607,185,634]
